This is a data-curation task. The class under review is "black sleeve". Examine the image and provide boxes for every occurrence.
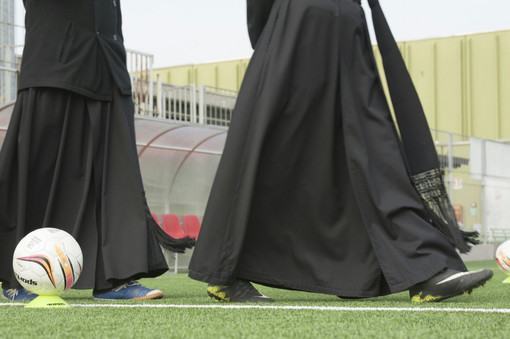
[246,0,275,49]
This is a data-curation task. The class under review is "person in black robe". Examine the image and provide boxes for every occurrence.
[0,0,193,301]
[188,0,492,303]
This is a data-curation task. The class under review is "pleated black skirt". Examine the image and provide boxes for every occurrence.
[189,0,466,297]
[0,87,168,290]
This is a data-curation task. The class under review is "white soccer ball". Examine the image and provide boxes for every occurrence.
[12,228,83,296]
[495,240,510,276]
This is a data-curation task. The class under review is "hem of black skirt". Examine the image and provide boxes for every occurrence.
[189,262,461,298]
[76,267,169,291]
[237,270,387,298]
[190,269,386,298]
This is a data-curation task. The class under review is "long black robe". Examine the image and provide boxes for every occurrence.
[0,88,170,290]
[1,0,192,291]
[188,0,466,297]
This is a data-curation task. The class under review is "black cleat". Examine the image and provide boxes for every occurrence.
[410,268,493,303]
[207,279,274,303]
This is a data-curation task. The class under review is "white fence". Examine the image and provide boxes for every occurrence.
[127,50,237,126]
[198,85,237,126]
[1,48,238,127]
[138,81,237,127]
[127,49,154,116]
[157,83,197,122]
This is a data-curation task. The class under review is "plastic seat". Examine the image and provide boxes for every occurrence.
[161,213,187,239]
[182,214,201,240]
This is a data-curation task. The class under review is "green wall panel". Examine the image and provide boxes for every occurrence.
[435,37,464,135]
[406,40,438,130]
[498,31,510,139]
[468,33,500,138]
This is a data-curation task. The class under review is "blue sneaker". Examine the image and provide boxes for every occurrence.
[2,288,38,301]
[93,281,164,300]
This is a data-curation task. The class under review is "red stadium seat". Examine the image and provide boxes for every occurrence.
[151,213,161,226]
[182,214,201,240]
[161,213,187,239]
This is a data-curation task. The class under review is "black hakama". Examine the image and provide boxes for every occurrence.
[0,88,169,290]
[189,0,466,297]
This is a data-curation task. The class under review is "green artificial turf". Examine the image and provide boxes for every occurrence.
[1,261,509,338]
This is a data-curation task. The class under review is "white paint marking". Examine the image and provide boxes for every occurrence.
[2,303,510,313]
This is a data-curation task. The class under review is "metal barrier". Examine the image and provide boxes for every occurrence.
[158,83,198,123]
[1,45,237,126]
[149,81,238,126]
[198,85,237,126]
[127,49,154,116]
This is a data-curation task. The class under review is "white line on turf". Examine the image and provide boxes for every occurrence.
[2,303,510,313]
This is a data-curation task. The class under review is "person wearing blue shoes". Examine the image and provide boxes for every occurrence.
[0,0,193,301]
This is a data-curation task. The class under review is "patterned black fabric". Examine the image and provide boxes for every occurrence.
[369,0,473,252]
[411,169,479,253]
